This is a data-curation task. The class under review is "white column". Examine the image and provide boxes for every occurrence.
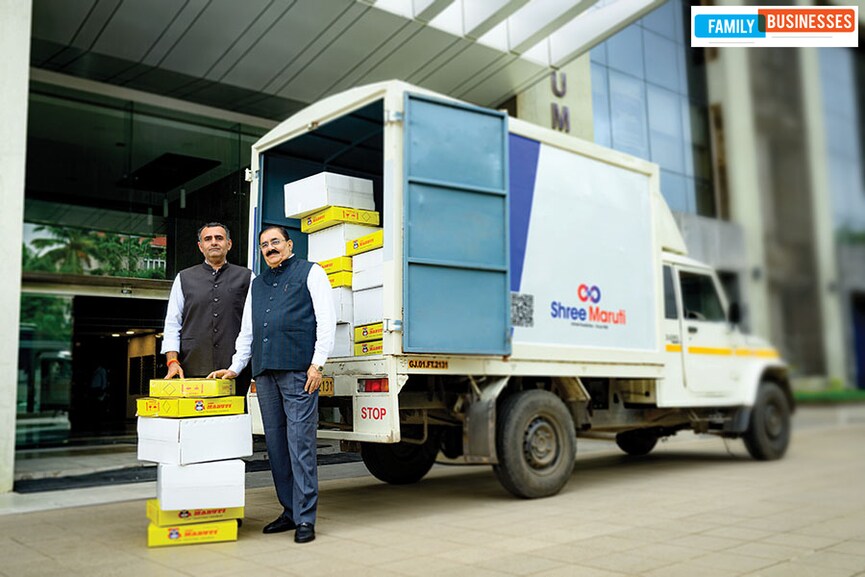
[0,0,32,492]
[705,47,771,340]
[799,47,847,387]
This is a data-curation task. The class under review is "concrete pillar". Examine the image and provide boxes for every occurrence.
[515,54,593,141]
[799,47,848,387]
[705,47,771,341]
[0,0,32,492]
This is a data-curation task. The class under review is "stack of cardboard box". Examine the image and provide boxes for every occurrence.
[347,231,384,356]
[284,172,382,358]
[137,378,251,547]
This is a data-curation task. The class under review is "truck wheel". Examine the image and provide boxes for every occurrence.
[743,382,791,461]
[615,429,658,456]
[493,390,576,499]
[360,433,440,485]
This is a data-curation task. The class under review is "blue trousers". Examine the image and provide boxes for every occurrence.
[256,370,319,525]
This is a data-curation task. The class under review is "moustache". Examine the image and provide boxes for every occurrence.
[266,249,279,256]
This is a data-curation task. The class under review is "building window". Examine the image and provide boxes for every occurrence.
[591,0,715,217]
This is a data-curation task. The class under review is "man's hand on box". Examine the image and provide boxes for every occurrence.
[164,362,184,379]
[208,369,237,380]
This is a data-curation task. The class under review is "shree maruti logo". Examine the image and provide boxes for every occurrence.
[577,284,601,304]
[550,284,627,325]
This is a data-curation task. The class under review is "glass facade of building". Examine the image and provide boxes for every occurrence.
[18,81,266,448]
[821,48,865,236]
[590,0,714,217]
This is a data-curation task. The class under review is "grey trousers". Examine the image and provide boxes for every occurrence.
[256,370,319,525]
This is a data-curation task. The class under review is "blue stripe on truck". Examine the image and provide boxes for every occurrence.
[508,134,541,292]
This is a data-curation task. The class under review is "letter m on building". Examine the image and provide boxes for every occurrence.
[551,103,570,133]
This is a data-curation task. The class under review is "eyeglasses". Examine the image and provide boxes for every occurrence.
[259,238,284,249]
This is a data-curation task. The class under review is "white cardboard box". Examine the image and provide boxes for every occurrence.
[157,460,245,510]
[137,414,252,465]
[353,286,383,327]
[332,287,353,324]
[284,172,374,219]
[333,323,354,357]
[308,224,379,262]
[353,248,383,272]
[353,265,383,291]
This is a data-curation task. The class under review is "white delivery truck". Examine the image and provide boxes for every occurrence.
[245,80,792,498]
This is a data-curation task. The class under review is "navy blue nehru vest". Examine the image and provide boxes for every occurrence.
[251,256,316,377]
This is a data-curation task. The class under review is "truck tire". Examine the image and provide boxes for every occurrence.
[743,382,791,461]
[615,429,658,456]
[360,433,440,485]
[493,390,576,499]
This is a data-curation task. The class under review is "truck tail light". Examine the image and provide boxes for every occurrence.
[358,378,389,393]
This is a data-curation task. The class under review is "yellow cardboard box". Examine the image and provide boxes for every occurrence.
[354,340,383,356]
[354,322,383,343]
[147,519,238,547]
[319,256,352,274]
[146,499,243,527]
[327,270,352,288]
[149,379,234,398]
[346,229,384,256]
[301,206,380,233]
[136,396,245,418]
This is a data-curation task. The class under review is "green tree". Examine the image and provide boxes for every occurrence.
[21,243,55,272]
[30,225,97,274]
[19,294,72,342]
[90,233,166,279]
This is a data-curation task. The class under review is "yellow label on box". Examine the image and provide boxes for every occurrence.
[354,323,383,343]
[301,206,380,233]
[149,379,235,398]
[136,396,245,418]
[327,270,352,288]
[147,519,238,547]
[354,340,383,356]
[146,499,243,527]
[346,229,384,256]
[319,256,352,274]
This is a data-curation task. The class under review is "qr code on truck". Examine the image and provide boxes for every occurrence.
[511,293,534,327]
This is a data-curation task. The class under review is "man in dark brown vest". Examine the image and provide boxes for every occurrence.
[161,222,253,396]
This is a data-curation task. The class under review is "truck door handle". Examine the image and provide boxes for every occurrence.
[688,326,698,334]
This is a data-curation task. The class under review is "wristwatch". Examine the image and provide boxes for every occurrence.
[313,364,324,373]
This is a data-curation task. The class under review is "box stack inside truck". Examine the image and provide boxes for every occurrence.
[283,172,383,358]
[136,378,251,547]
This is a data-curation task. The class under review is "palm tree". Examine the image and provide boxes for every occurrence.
[30,225,97,274]
[21,243,54,272]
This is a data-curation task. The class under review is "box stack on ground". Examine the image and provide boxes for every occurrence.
[284,171,383,357]
[137,378,251,547]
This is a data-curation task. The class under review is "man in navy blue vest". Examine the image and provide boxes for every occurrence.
[210,225,335,544]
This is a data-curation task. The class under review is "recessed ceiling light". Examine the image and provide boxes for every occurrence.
[111,333,120,337]
[126,330,135,335]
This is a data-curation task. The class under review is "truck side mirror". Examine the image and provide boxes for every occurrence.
[728,302,742,325]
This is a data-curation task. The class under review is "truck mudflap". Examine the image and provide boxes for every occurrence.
[353,394,397,438]
[463,376,510,464]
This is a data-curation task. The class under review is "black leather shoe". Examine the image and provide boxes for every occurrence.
[262,516,296,534]
[294,523,315,543]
